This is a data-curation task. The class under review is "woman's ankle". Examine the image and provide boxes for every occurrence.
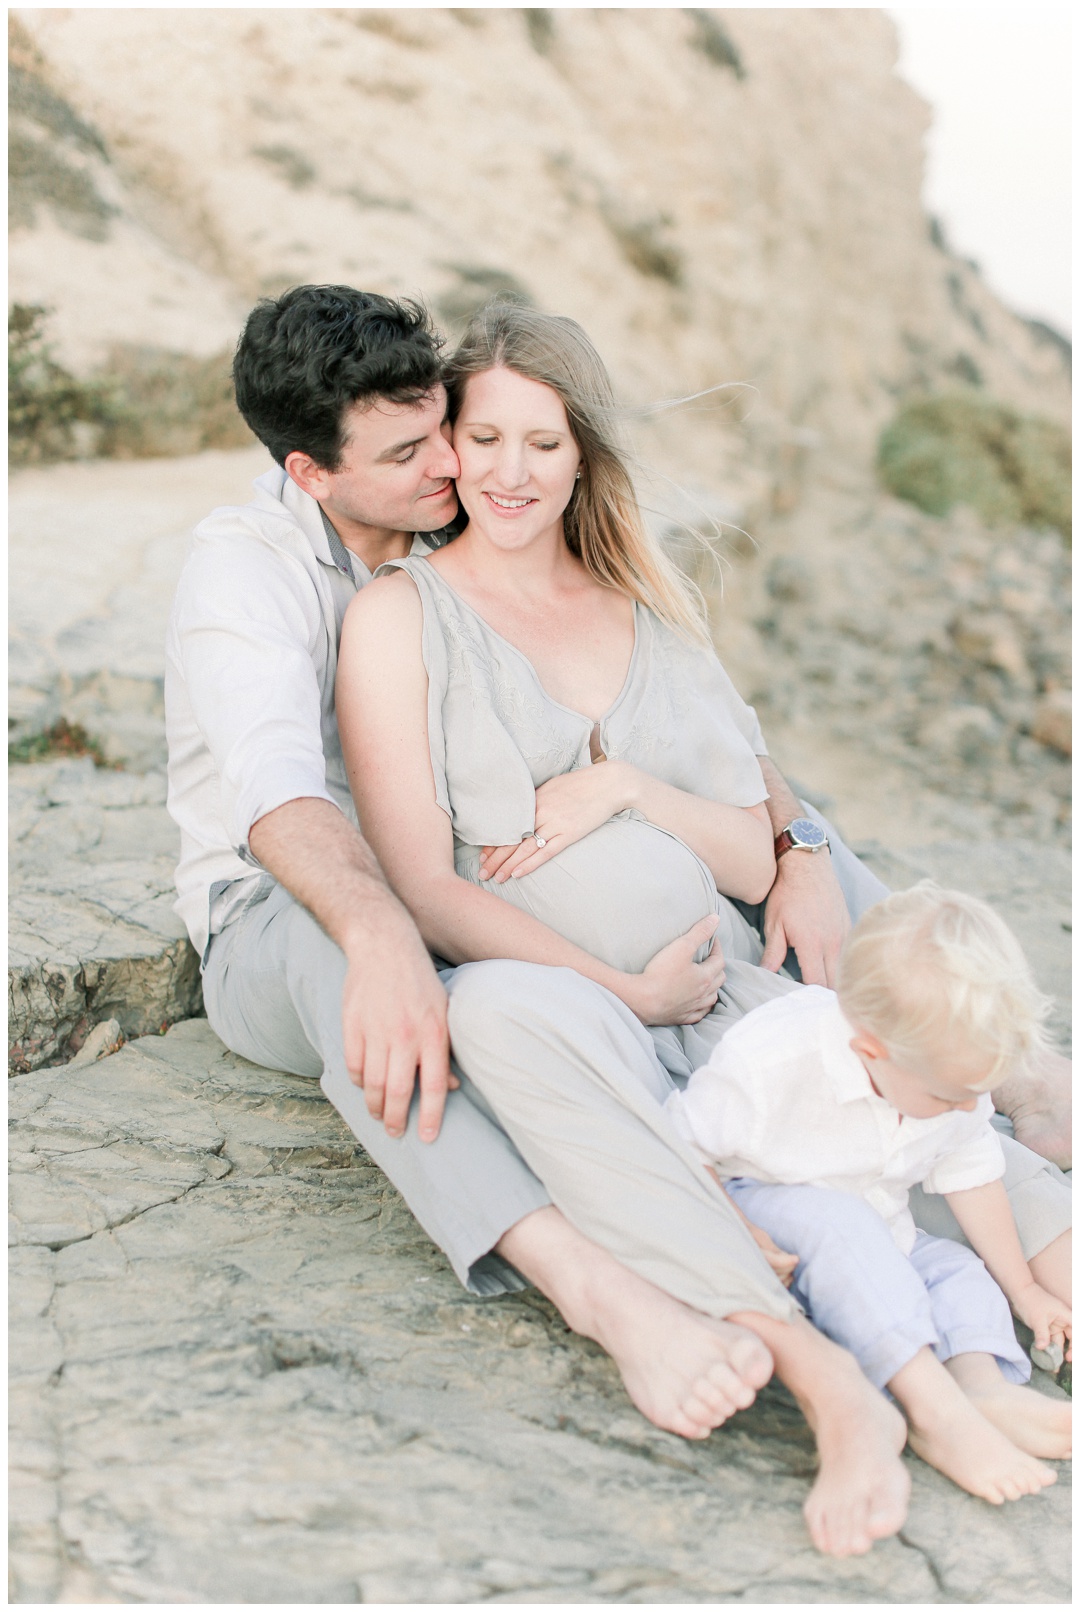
[732,1312,866,1412]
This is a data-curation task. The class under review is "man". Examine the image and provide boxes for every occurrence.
[166,285,1067,1557]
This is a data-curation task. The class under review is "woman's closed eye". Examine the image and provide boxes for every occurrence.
[468,434,563,451]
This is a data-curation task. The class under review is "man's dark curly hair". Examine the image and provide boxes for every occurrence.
[232,285,445,470]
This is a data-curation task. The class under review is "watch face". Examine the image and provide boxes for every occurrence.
[789,817,827,848]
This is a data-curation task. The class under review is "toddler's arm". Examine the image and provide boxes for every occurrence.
[944,1179,1071,1357]
[708,1168,798,1287]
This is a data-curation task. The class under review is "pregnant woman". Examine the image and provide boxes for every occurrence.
[336,302,1065,1551]
[339,305,799,1063]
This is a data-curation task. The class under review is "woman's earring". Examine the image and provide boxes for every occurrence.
[575,471,581,480]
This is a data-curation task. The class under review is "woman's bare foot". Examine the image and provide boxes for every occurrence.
[595,1297,774,1439]
[995,1049,1072,1170]
[893,1348,1057,1503]
[732,1312,910,1556]
[498,1206,774,1439]
[947,1353,1072,1459]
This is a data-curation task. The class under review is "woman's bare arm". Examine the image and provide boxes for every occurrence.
[336,573,725,1026]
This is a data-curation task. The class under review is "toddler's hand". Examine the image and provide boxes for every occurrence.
[746,1221,799,1288]
[1012,1281,1072,1360]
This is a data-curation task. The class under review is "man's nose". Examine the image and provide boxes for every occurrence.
[430,437,460,480]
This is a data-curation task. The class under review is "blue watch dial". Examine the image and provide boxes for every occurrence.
[789,817,827,848]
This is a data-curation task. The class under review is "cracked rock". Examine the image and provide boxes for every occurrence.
[8,759,202,1071]
[8,1019,1071,1603]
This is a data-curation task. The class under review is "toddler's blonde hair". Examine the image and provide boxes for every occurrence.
[836,881,1053,1090]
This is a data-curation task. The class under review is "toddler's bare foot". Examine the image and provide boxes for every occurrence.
[732,1314,909,1556]
[947,1355,1072,1459]
[995,1049,1072,1170]
[895,1350,1057,1502]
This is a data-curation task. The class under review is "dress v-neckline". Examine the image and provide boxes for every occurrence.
[420,557,641,729]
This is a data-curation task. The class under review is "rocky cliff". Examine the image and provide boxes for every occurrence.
[9,8,1071,839]
[10,9,1068,441]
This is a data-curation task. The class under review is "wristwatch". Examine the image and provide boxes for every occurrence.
[774,816,830,859]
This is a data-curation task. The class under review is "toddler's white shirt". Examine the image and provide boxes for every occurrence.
[665,985,1005,1253]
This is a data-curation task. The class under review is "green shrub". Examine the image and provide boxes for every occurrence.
[685,9,745,77]
[8,303,110,464]
[8,717,115,769]
[9,304,252,464]
[95,344,253,459]
[878,392,1071,540]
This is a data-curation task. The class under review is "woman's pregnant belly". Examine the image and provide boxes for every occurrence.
[456,813,764,976]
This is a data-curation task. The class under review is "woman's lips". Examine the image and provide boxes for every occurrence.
[483,491,538,513]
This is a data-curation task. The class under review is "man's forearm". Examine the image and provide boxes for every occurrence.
[248,796,410,954]
[757,757,804,836]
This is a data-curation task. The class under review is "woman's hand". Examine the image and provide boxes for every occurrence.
[617,914,726,1026]
[479,762,637,883]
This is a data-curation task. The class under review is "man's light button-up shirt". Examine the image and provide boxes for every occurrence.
[165,465,448,960]
[665,985,1006,1254]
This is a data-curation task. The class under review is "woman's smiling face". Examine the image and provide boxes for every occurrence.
[452,366,582,551]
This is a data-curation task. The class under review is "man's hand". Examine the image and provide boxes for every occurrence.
[341,897,456,1142]
[248,797,457,1143]
[759,850,851,987]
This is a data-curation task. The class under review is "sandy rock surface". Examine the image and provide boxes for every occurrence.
[8,445,272,767]
[9,1011,1071,1605]
[8,759,202,1072]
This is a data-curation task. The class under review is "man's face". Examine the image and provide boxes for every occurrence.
[288,386,460,536]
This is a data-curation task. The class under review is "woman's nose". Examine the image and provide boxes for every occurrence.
[492,445,529,488]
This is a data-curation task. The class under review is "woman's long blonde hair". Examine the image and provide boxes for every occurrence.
[444,302,709,644]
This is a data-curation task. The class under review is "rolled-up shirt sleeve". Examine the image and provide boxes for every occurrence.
[174,541,337,854]
[920,1100,1007,1196]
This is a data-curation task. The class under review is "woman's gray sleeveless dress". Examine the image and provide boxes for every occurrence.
[378,555,799,1075]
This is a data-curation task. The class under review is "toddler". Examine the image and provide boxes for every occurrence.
[667,881,1071,1504]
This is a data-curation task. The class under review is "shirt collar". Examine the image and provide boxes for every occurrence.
[818,994,878,1104]
[320,506,358,579]
[257,467,456,584]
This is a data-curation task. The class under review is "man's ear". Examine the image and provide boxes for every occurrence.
[849,1029,889,1063]
[284,450,331,501]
